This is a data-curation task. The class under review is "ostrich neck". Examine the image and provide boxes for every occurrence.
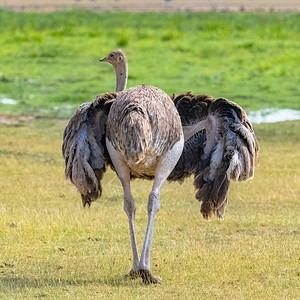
[114,62,128,92]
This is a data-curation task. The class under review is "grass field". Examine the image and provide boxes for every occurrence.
[0,9,300,299]
[1,10,300,118]
[0,118,299,299]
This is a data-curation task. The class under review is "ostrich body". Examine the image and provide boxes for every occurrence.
[106,85,183,282]
[63,50,259,283]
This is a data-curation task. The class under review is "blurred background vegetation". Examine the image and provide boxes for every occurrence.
[0,9,300,118]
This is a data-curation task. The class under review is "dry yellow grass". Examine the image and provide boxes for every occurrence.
[0,118,299,299]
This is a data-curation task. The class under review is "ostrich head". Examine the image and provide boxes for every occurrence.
[99,50,126,68]
[99,50,128,92]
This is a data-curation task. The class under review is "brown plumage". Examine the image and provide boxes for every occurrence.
[168,92,259,219]
[62,93,116,207]
[107,85,182,178]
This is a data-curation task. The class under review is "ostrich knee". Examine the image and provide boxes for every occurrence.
[148,192,160,216]
[124,194,136,218]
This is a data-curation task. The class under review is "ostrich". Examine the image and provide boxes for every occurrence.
[63,50,184,283]
[62,50,259,283]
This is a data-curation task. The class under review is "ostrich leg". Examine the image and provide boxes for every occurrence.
[106,140,140,273]
[139,137,184,284]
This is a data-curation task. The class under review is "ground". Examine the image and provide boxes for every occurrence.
[0,119,299,299]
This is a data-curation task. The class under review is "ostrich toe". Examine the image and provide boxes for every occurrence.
[139,269,162,284]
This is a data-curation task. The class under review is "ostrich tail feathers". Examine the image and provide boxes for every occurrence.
[62,93,117,206]
[195,163,230,220]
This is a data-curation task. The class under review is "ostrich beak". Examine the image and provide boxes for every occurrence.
[99,57,107,62]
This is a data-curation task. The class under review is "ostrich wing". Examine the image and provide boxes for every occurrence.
[168,93,259,220]
[62,93,116,207]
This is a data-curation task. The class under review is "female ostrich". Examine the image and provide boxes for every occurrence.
[63,50,184,284]
[63,50,259,283]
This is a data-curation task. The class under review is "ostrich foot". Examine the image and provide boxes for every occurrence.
[126,269,161,284]
[139,269,161,284]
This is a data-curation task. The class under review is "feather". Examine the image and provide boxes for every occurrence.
[106,85,182,176]
[62,93,116,207]
[169,92,259,220]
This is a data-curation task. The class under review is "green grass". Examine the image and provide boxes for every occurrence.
[0,118,299,299]
[0,10,300,117]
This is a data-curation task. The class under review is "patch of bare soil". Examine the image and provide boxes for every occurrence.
[0,0,299,12]
[0,114,35,125]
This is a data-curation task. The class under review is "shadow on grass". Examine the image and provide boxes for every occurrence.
[0,273,146,291]
[0,149,60,165]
